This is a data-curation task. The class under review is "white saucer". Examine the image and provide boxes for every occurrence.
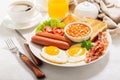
[3,11,43,30]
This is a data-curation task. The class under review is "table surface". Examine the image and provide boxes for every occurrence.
[0,0,120,80]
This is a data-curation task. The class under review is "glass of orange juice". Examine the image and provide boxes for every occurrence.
[48,0,69,18]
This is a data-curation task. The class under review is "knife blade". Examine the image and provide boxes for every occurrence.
[15,29,43,66]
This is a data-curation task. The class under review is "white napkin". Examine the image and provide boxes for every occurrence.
[0,40,6,49]
[86,0,120,29]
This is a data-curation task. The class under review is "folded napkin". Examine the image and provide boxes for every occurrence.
[88,0,120,29]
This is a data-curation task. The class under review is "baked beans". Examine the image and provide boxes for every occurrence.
[66,24,90,37]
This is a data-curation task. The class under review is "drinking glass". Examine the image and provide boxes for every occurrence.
[48,0,69,18]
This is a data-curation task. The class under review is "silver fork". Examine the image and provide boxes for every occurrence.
[5,38,46,80]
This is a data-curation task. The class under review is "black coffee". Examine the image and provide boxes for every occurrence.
[11,3,32,12]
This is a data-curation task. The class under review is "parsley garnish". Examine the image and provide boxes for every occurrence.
[81,40,93,50]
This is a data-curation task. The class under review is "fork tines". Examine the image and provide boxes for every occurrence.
[5,38,16,49]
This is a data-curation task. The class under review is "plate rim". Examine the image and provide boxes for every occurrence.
[28,30,112,67]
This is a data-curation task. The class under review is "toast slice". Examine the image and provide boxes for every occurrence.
[84,17,107,41]
[61,14,81,25]
[62,15,107,41]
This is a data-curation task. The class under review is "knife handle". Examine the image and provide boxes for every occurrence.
[19,52,45,79]
[24,43,43,66]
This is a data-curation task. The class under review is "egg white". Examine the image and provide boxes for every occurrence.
[66,44,87,63]
[40,46,68,64]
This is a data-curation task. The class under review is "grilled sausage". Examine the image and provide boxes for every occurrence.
[36,32,72,45]
[31,35,70,50]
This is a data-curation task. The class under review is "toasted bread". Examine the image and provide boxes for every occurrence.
[84,17,107,41]
[62,15,107,41]
[62,14,81,24]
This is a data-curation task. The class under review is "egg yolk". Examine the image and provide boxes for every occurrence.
[45,46,60,56]
[68,46,85,56]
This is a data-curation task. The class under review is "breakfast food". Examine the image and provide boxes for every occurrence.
[42,26,64,36]
[66,44,87,63]
[31,14,110,65]
[41,46,68,64]
[66,23,90,37]
[32,19,72,50]
[36,32,72,45]
[61,14,80,24]
[85,32,109,63]
[84,17,107,41]
[40,44,87,64]
[64,22,92,42]
[36,19,65,32]
[31,32,71,50]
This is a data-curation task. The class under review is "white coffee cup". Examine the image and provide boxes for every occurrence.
[8,1,36,24]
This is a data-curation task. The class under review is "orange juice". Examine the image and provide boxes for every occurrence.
[48,0,69,18]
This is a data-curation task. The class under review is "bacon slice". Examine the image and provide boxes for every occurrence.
[85,32,109,63]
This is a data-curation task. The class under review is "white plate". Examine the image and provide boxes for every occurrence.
[2,11,43,30]
[26,30,112,67]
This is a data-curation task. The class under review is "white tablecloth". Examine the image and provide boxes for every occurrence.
[0,0,120,80]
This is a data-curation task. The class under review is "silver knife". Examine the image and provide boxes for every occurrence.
[15,29,43,66]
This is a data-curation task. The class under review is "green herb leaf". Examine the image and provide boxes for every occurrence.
[36,24,45,32]
[50,19,60,27]
[81,40,93,50]
[81,40,87,47]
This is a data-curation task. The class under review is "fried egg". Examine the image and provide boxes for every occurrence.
[66,44,87,63]
[41,46,68,64]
